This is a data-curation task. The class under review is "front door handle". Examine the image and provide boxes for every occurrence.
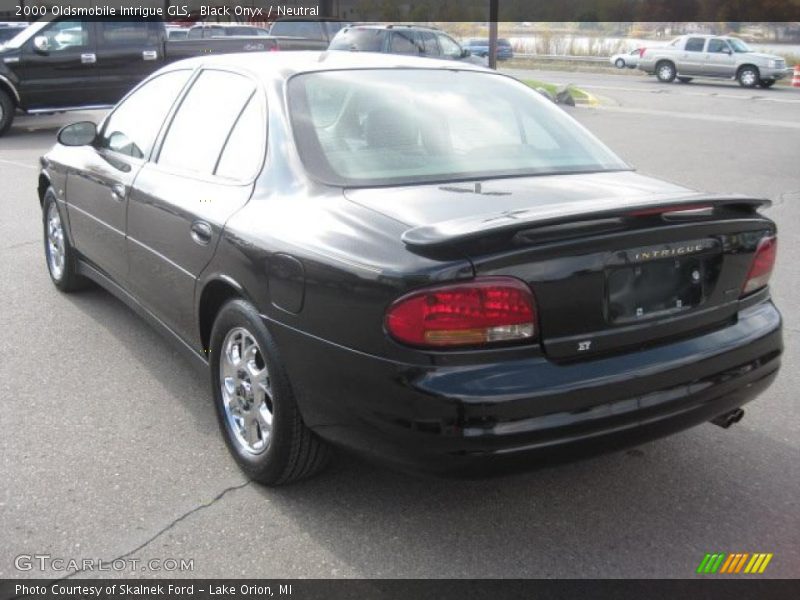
[81,53,97,64]
[190,221,212,245]
[110,183,126,201]
[142,50,158,61]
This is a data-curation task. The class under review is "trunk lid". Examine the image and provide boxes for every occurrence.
[345,172,774,360]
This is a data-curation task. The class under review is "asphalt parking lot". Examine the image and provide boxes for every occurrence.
[1,69,799,579]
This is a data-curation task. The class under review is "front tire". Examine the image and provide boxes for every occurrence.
[738,66,759,88]
[210,299,331,485]
[615,58,625,68]
[0,88,15,136]
[43,189,87,292]
[655,61,676,83]
[758,78,776,88]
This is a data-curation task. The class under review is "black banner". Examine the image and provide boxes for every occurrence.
[1,0,800,22]
[2,580,800,600]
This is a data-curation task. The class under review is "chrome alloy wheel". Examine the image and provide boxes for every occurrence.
[220,327,273,454]
[657,63,674,81]
[740,68,757,87]
[46,202,66,281]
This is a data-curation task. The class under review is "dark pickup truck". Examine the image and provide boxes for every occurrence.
[0,19,288,135]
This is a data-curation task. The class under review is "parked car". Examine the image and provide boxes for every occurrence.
[638,35,792,87]
[186,23,270,39]
[268,18,348,50]
[0,18,320,135]
[329,24,484,65]
[610,48,642,69]
[40,52,781,484]
[462,37,514,60]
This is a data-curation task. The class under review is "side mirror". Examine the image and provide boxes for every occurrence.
[57,121,97,147]
[461,48,471,58]
[33,35,50,54]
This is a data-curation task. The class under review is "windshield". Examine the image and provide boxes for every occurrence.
[727,38,751,53]
[288,69,628,187]
[3,21,44,49]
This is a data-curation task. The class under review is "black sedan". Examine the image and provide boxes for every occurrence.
[39,52,782,484]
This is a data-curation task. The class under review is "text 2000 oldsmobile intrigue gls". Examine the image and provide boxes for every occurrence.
[37,52,781,484]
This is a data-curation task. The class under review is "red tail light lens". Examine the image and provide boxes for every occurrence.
[385,277,537,348]
[742,235,777,295]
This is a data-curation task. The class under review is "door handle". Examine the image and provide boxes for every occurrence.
[110,183,127,201]
[142,50,158,61]
[81,53,97,64]
[190,221,213,245]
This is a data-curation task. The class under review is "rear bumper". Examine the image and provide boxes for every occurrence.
[271,301,782,476]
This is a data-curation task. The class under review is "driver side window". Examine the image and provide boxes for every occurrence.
[98,70,191,159]
[34,20,90,53]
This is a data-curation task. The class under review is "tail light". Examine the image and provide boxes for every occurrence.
[742,235,777,295]
[385,277,537,348]
[639,48,646,57]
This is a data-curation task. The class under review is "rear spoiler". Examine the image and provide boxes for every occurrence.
[401,194,771,248]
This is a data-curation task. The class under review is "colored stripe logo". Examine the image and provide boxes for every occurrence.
[697,552,773,574]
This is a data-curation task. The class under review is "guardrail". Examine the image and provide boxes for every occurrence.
[512,54,611,64]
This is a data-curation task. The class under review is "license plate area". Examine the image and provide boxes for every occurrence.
[607,256,706,324]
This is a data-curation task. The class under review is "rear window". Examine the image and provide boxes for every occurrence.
[329,28,384,52]
[288,69,628,187]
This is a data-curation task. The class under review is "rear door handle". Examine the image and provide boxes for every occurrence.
[110,183,126,201]
[142,50,158,61]
[190,221,212,245]
[81,53,97,64]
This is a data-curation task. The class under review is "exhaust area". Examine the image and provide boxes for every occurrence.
[711,408,745,429]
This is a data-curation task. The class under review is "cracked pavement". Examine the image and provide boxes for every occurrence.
[1,72,799,579]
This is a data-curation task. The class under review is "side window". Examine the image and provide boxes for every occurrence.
[418,31,439,56]
[215,95,266,181]
[34,20,89,52]
[685,38,706,52]
[437,34,462,58]
[187,27,202,40]
[98,21,155,47]
[99,70,191,159]
[158,70,256,176]
[390,31,419,54]
[707,39,730,53]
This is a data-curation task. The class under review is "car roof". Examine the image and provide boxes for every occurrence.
[164,50,489,80]
[342,23,441,31]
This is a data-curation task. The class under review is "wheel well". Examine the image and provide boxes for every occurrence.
[737,63,759,75]
[198,279,242,356]
[0,80,18,107]
[656,59,675,69]
[38,174,51,207]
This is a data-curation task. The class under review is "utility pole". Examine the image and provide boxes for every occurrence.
[488,0,498,70]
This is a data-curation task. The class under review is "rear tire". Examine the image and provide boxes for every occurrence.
[758,79,776,88]
[43,188,88,292]
[210,299,331,485]
[737,66,759,88]
[677,77,693,83]
[655,61,676,83]
[0,88,14,136]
